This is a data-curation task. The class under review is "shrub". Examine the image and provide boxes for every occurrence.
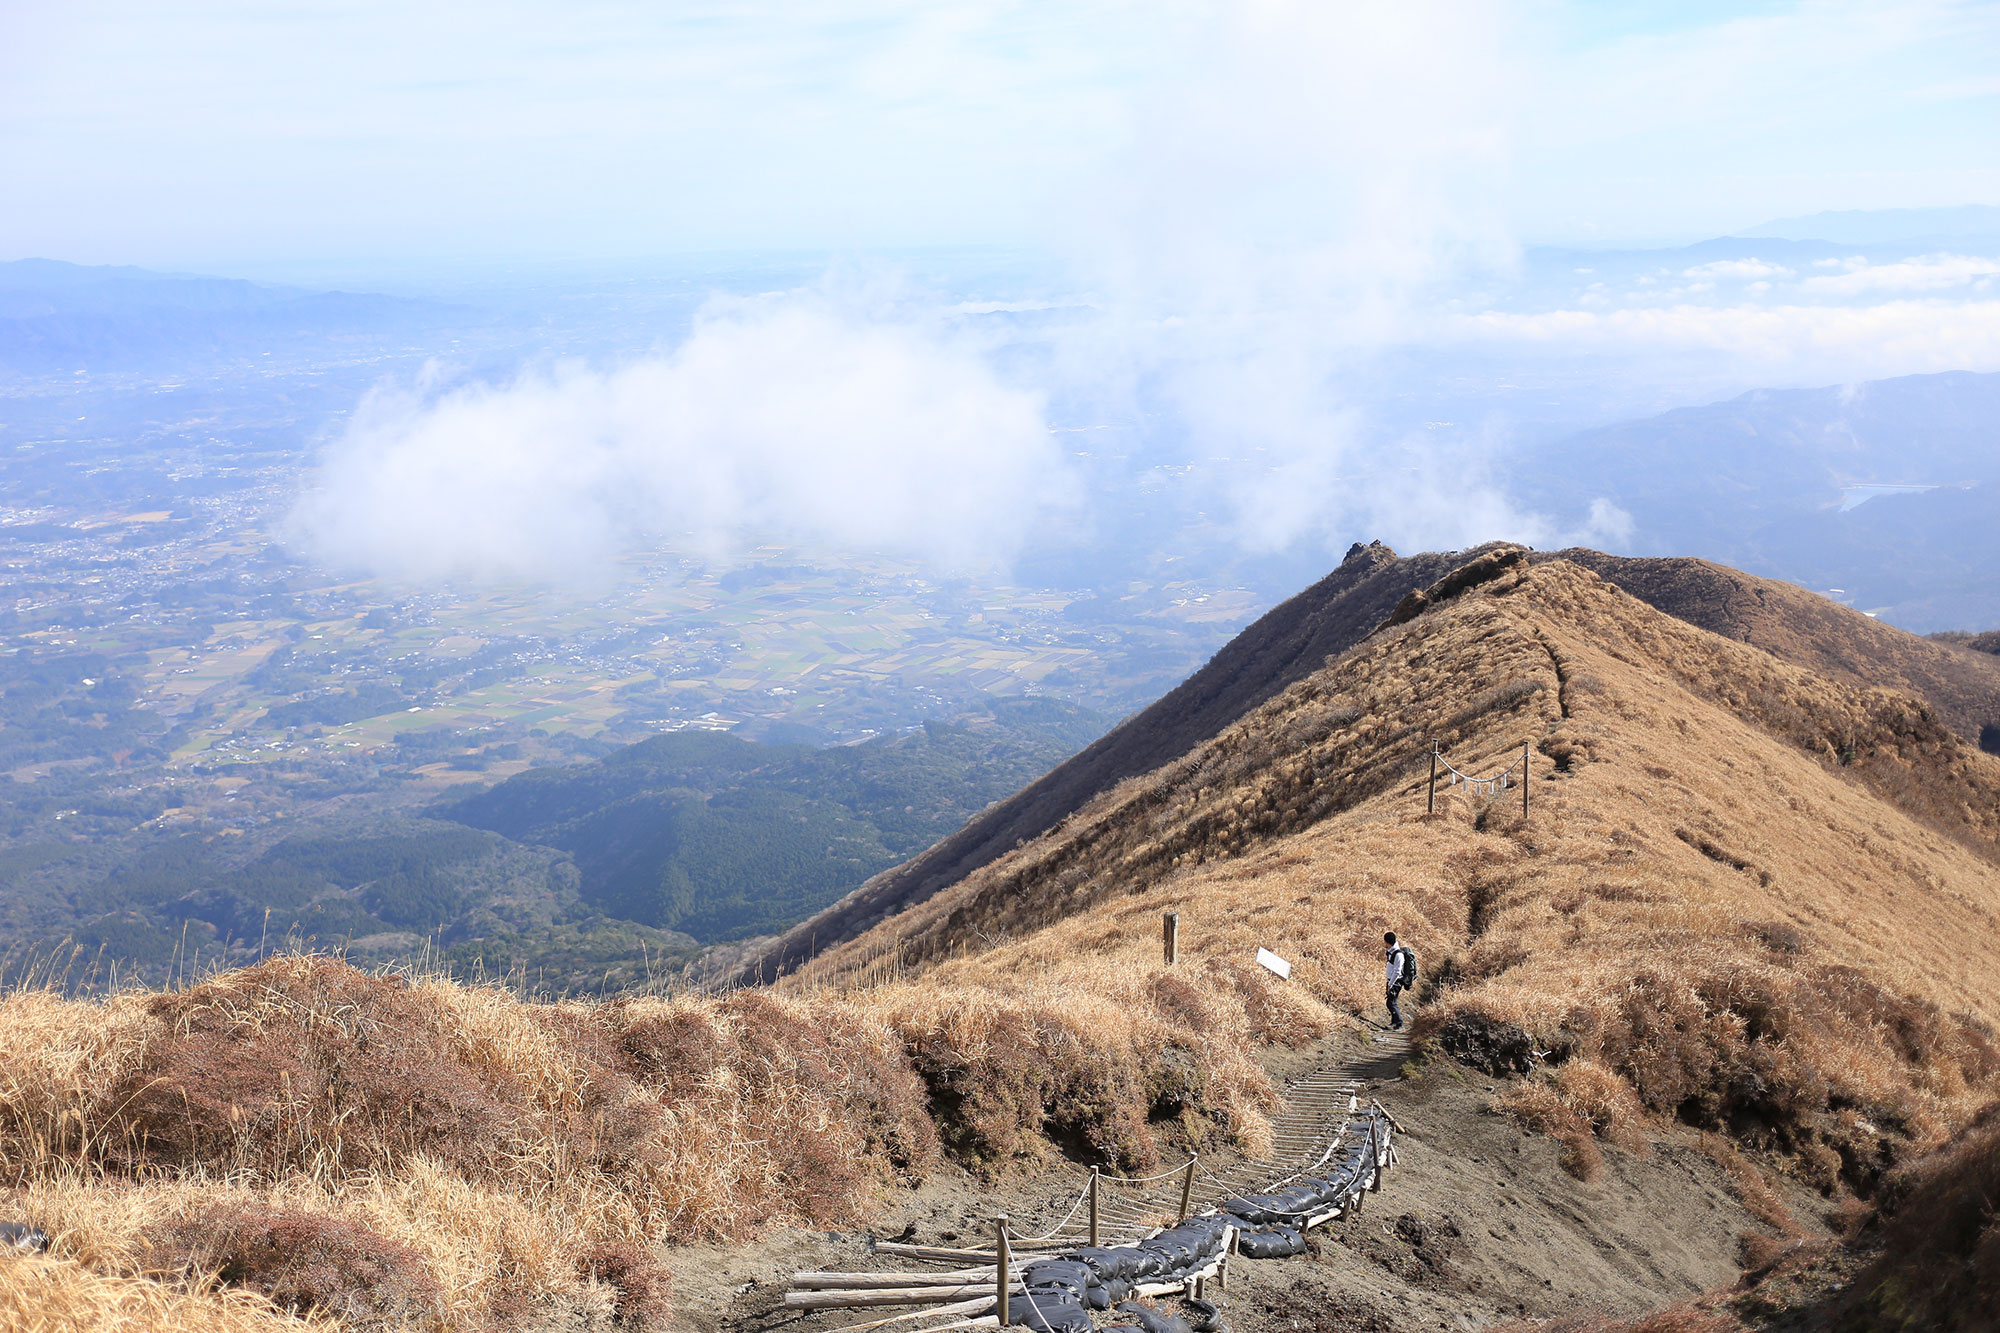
[143,1206,442,1328]
[581,1240,673,1328]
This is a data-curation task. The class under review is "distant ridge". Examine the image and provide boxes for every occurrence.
[731,539,1507,983]
[1734,204,2000,245]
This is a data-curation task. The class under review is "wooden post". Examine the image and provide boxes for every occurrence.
[1427,742,1438,814]
[1162,912,1179,966]
[1368,1118,1382,1192]
[994,1216,1010,1326]
[1087,1168,1100,1247]
[1522,741,1531,819]
[1177,1156,1195,1222]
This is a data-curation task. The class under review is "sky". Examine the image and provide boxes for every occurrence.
[2,0,1996,267]
[5,0,1997,582]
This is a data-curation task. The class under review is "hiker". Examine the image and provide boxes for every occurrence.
[1384,931,1417,1030]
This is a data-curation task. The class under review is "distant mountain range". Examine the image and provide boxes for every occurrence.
[1514,370,2000,632]
[1736,204,2000,245]
[0,258,455,376]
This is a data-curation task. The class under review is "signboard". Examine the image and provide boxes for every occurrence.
[1255,947,1292,980]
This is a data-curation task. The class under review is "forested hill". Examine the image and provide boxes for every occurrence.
[435,697,1110,942]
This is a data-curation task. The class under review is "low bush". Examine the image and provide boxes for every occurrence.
[143,1206,441,1328]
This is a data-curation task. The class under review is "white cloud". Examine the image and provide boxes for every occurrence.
[1801,253,2000,296]
[288,289,1074,583]
[1682,259,1794,280]
[1453,298,2000,380]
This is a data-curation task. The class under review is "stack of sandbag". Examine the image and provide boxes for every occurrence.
[998,1216,1232,1329]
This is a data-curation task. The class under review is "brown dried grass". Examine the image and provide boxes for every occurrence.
[0,945,1293,1327]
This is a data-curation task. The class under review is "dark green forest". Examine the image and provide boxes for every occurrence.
[438,696,1109,941]
[0,696,1108,989]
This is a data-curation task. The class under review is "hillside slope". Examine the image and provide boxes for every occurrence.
[797,552,2000,1188]
[753,545,2000,985]
[734,540,1510,982]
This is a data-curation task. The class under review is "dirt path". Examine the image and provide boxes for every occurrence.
[668,1023,1800,1332]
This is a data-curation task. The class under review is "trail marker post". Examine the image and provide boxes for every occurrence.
[994,1216,1010,1326]
[1163,912,1180,966]
[1521,741,1531,819]
[1087,1168,1100,1247]
[1427,742,1439,814]
[1177,1156,1196,1222]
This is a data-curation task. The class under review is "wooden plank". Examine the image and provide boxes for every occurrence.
[871,1241,1069,1262]
[826,1296,989,1331]
[794,1269,993,1289]
[784,1284,1022,1310]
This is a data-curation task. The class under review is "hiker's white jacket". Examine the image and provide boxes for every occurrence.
[1385,950,1404,987]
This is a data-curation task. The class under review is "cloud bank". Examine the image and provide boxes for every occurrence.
[289,2,2000,587]
[291,292,1072,583]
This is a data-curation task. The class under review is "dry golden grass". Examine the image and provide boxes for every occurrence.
[0,1253,317,1333]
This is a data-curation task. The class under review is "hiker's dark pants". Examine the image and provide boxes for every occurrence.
[1386,985,1404,1029]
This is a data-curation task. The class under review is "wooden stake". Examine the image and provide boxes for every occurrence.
[1177,1156,1195,1222]
[1522,741,1531,819]
[1427,742,1438,814]
[1163,911,1180,966]
[994,1216,1010,1327]
[1368,1118,1382,1192]
[1088,1168,1100,1247]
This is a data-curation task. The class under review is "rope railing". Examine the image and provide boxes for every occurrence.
[1427,739,1533,816]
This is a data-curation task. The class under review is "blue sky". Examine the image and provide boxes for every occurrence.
[1,0,1994,269]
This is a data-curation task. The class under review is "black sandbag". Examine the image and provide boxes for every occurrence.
[1104,1277,1131,1304]
[1233,1225,1307,1259]
[1114,1301,1195,1333]
[1072,1245,1139,1281]
[1184,1297,1228,1333]
[1021,1260,1096,1298]
[1007,1291,1093,1333]
[1086,1283,1111,1311]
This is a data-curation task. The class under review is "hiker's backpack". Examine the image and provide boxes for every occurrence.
[1394,945,1418,991]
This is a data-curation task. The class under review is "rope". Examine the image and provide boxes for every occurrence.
[1004,1181,1093,1244]
[1094,1155,1196,1186]
[1439,754,1521,786]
